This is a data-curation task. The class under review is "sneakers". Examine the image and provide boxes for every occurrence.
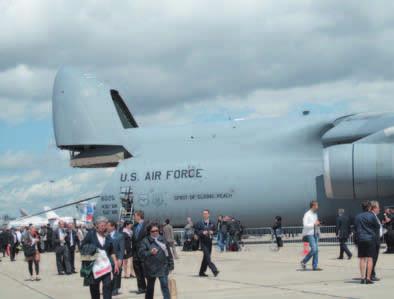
[199,273,208,277]
[313,268,323,271]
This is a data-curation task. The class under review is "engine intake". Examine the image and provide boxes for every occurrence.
[323,143,394,199]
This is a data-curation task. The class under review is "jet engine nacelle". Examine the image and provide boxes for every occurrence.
[323,143,394,199]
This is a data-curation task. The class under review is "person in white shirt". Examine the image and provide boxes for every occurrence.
[300,200,322,271]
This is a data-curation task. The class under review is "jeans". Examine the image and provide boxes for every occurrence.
[302,235,319,269]
[217,232,226,252]
[145,276,170,299]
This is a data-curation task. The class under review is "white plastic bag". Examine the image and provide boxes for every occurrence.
[93,249,112,279]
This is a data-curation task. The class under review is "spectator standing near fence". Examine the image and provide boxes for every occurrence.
[163,219,178,259]
[335,209,352,260]
[300,200,322,271]
[272,216,283,249]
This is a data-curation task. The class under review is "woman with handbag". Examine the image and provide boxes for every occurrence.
[23,226,41,281]
[139,223,174,299]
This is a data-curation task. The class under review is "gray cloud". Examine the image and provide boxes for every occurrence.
[2,1,394,122]
[3,1,394,215]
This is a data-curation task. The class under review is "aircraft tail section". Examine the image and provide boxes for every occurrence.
[52,66,136,168]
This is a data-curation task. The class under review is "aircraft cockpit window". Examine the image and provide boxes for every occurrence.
[110,89,138,129]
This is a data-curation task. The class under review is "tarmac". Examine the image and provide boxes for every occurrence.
[0,244,393,299]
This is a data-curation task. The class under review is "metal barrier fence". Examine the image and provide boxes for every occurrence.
[174,225,356,246]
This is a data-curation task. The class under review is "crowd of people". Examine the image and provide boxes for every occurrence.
[300,199,393,285]
[1,202,393,298]
[182,215,244,253]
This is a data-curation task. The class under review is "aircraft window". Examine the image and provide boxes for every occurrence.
[110,89,138,129]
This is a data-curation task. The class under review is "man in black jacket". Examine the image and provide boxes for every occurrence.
[107,221,125,296]
[132,210,148,294]
[8,228,18,261]
[53,220,71,275]
[194,209,219,277]
[336,209,352,260]
[66,223,78,274]
[370,201,383,281]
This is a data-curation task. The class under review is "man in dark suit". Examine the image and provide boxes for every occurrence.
[66,223,78,274]
[53,220,71,275]
[370,201,383,281]
[107,221,125,296]
[194,209,219,277]
[336,209,352,259]
[46,224,53,252]
[9,228,18,261]
[132,210,148,294]
[0,229,9,259]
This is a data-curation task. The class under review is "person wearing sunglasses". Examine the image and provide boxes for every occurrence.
[139,223,174,299]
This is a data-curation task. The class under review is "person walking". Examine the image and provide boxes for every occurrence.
[132,210,148,294]
[9,228,18,261]
[139,223,174,299]
[23,226,41,281]
[354,201,380,284]
[107,221,125,296]
[194,209,219,277]
[163,219,178,259]
[81,217,120,299]
[336,209,352,260]
[300,200,322,271]
[272,216,283,249]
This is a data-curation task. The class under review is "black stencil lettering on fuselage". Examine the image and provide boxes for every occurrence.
[144,171,162,181]
[121,168,204,182]
[174,192,232,201]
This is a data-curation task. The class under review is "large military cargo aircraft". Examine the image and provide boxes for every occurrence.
[52,67,394,227]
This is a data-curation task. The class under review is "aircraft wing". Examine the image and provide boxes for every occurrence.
[322,112,394,146]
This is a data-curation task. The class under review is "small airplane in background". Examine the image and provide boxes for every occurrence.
[7,206,85,228]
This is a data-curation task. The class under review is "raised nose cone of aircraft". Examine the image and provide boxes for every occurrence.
[52,66,124,149]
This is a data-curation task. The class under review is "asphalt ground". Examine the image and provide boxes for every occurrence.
[0,244,393,299]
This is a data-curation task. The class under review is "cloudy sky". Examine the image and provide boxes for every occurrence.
[1,1,394,217]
